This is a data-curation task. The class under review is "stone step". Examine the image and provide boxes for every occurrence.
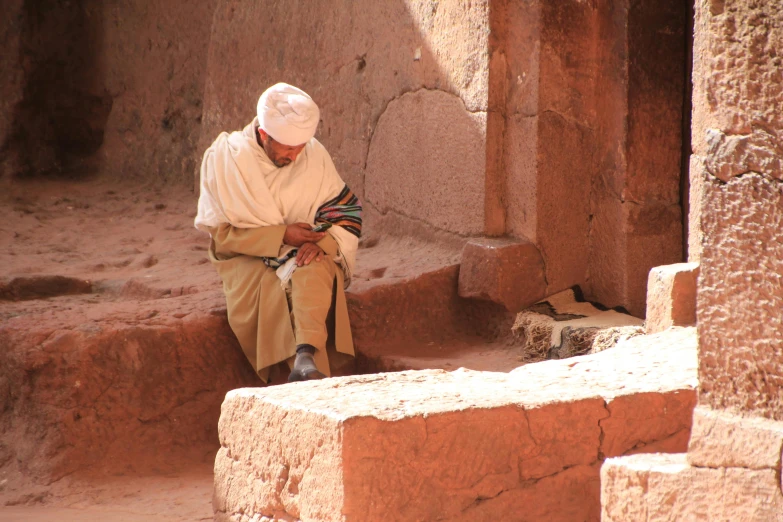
[357,338,525,374]
[601,453,783,521]
[214,327,698,522]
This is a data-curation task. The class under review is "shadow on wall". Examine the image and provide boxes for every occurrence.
[1,0,112,179]
[1,0,218,184]
[198,0,499,239]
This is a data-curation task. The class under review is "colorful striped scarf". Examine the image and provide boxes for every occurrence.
[315,185,362,238]
[261,184,362,270]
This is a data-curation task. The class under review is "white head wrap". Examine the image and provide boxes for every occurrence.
[257,83,320,146]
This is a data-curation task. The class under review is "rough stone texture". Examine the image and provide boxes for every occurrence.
[645,262,699,334]
[0,297,260,482]
[195,0,686,316]
[215,327,697,521]
[0,275,94,301]
[495,0,685,315]
[0,0,215,183]
[601,453,783,522]
[586,0,686,317]
[687,154,707,261]
[602,2,783,519]
[706,127,783,182]
[693,0,783,421]
[95,0,218,183]
[458,237,547,312]
[698,173,783,420]
[365,89,487,235]
[533,0,603,297]
[200,0,491,224]
[3,0,689,317]
[0,0,24,181]
[691,0,783,156]
[500,0,540,243]
[0,180,498,487]
[688,405,783,470]
[0,265,264,485]
[345,234,511,360]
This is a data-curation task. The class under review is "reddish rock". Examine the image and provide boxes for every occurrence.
[698,173,783,420]
[693,0,783,422]
[215,328,697,521]
[365,89,487,236]
[458,237,547,312]
[0,181,501,490]
[0,0,24,181]
[0,298,261,483]
[1,0,215,183]
[645,262,699,334]
[601,453,783,521]
[200,0,492,207]
[687,406,783,470]
[0,275,93,301]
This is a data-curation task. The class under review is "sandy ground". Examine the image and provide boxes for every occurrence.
[0,465,213,521]
[0,178,213,520]
[0,177,529,520]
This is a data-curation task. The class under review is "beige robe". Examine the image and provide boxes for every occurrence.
[195,119,357,382]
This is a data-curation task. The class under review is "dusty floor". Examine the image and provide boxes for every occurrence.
[0,464,213,521]
[0,176,526,520]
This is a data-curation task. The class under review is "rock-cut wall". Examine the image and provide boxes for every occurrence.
[692,0,783,420]
[198,0,496,237]
[0,0,216,183]
[1,0,689,315]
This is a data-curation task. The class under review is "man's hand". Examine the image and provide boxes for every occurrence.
[296,242,324,266]
[283,222,325,247]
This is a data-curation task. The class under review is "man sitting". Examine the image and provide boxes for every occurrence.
[195,83,361,382]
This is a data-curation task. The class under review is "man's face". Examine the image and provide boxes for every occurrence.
[258,129,306,168]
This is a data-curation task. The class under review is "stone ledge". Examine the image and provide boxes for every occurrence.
[688,406,783,470]
[458,237,547,312]
[601,453,783,522]
[645,262,698,334]
[215,328,698,521]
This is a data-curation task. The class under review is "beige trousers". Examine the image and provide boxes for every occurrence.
[208,223,354,382]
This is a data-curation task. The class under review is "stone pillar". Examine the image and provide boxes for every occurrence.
[693,0,783,421]
[601,1,783,517]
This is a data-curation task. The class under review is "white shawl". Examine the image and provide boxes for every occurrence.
[195,118,358,284]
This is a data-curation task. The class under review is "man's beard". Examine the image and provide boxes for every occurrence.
[273,158,292,168]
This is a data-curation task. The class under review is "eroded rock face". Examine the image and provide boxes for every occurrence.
[645,263,699,334]
[690,0,783,422]
[215,328,697,521]
[0,181,503,488]
[458,237,547,312]
[199,0,492,210]
[97,0,218,184]
[0,297,260,482]
[687,406,783,470]
[601,1,783,519]
[601,453,783,522]
[698,174,783,419]
[1,0,216,183]
[365,89,487,235]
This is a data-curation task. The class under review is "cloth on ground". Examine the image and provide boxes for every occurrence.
[512,286,644,362]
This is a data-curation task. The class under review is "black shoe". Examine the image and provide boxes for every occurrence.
[288,367,327,382]
[288,351,326,382]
